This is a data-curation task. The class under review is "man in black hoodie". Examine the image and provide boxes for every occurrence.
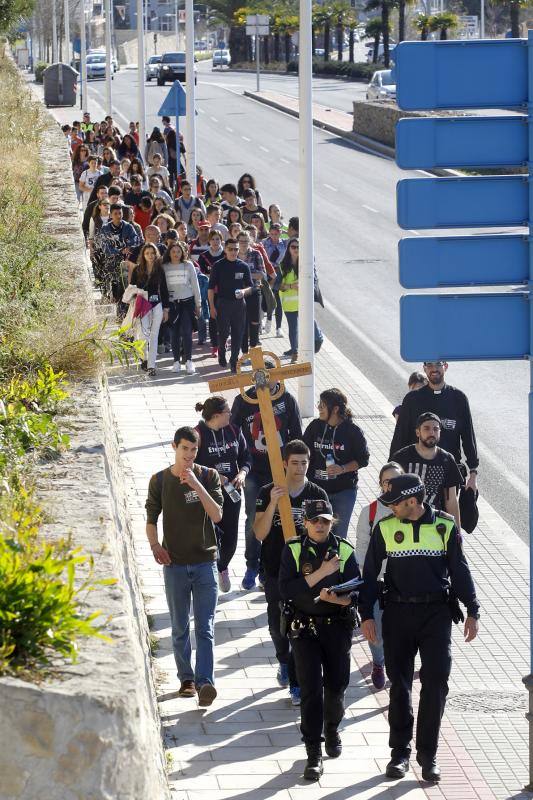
[231,368,302,590]
[389,361,479,494]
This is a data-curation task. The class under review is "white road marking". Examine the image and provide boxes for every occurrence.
[362,204,379,213]
[198,108,205,113]
[280,157,290,164]
[323,183,337,192]
[241,135,251,142]
[225,126,234,132]
[260,145,269,152]
[211,116,218,122]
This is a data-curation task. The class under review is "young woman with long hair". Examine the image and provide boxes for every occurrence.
[162,241,201,375]
[129,243,169,376]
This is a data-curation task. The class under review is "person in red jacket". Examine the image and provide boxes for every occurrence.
[134,196,154,232]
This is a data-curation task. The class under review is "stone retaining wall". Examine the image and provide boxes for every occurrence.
[0,96,170,800]
[352,99,429,148]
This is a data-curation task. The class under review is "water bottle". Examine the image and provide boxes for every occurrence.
[325,454,335,479]
[224,481,241,503]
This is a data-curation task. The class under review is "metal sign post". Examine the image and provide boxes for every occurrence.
[394,32,533,789]
[246,14,269,93]
[137,0,146,155]
[185,0,196,188]
[105,0,112,116]
[80,0,87,112]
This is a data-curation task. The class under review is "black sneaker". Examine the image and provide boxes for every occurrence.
[385,757,409,779]
[140,360,148,371]
[303,744,323,781]
[324,729,342,758]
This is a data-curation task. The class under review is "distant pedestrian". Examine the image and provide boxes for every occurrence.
[392,371,427,420]
[145,426,223,706]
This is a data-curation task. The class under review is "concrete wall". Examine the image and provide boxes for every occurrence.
[352,99,430,148]
[0,99,170,800]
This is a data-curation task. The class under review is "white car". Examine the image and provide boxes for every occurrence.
[146,55,162,81]
[366,69,396,101]
[87,49,118,72]
[212,49,230,68]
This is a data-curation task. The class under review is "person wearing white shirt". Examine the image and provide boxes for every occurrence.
[79,156,103,209]
[162,241,201,375]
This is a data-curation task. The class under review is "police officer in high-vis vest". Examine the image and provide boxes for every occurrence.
[279,499,360,782]
[360,474,479,783]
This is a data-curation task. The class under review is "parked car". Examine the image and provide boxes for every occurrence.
[212,49,231,68]
[366,69,396,101]
[157,51,197,85]
[365,42,396,64]
[146,54,162,81]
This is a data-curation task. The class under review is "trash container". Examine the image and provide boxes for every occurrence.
[43,63,78,107]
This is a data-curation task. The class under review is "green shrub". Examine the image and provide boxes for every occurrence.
[287,59,375,82]
[34,61,48,83]
[0,488,115,675]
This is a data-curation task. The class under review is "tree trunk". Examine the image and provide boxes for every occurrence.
[312,26,316,56]
[382,2,390,67]
[421,25,428,40]
[229,25,248,64]
[274,31,280,61]
[372,33,380,62]
[336,22,343,61]
[264,35,270,65]
[348,27,354,62]
[248,36,253,62]
[284,32,291,63]
[399,0,406,41]
[324,20,330,61]
[510,1,520,37]
[440,26,447,39]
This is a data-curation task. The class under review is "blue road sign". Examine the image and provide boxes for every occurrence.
[158,80,186,117]
[397,175,528,229]
[395,39,527,110]
[400,293,530,361]
[396,116,527,170]
[399,234,528,288]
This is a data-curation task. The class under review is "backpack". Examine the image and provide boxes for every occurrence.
[368,499,378,530]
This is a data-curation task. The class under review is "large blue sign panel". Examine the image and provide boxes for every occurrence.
[400,293,530,361]
[396,116,527,170]
[399,235,528,288]
[158,81,187,117]
[397,175,528,229]
[395,39,528,110]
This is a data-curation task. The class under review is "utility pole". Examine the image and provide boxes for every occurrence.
[105,0,112,115]
[175,0,180,49]
[64,0,70,64]
[297,0,315,415]
[137,0,146,156]
[80,0,88,112]
[52,0,58,62]
[185,0,196,188]
[480,0,485,38]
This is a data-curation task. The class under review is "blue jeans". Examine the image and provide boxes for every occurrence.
[284,311,323,355]
[244,471,264,571]
[369,600,384,666]
[163,561,218,686]
[329,487,357,540]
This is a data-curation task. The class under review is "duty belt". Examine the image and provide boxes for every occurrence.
[387,591,448,605]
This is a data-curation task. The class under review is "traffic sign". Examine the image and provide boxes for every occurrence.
[395,39,527,110]
[158,80,186,118]
[396,116,527,170]
[397,175,528,229]
[400,293,529,361]
[399,234,528,288]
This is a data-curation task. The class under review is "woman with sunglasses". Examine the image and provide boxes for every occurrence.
[279,498,360,781]
[237,173,263,206]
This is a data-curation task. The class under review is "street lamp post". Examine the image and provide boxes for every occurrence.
[137,0,147,155]
[185,0,196,188]
[480,0,485,38]
[52,0,58,62]
[80,0,88,112]
[297,0,316,415]
[105,0,112,115]
[64,0,70,65]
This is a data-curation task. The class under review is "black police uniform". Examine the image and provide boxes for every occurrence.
[278,531,360,749]
[360,497,479,773]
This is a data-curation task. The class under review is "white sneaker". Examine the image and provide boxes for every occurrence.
[276,328,283,338]
[264,319,272,333]
[172,361,181,372]
[186,360,196,375]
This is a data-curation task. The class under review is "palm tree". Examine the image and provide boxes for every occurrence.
[415,12,431,40]
[331,0,352,62]
[365,0,397,67]
[313,3,333,61]
[365,16,384,63]
[492,0,528,37]
[209,0,249,63]
[398,0,416,41]
[346,8,359,62]
[430,11,458,39]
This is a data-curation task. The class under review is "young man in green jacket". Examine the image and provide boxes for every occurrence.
[146,426,223,706]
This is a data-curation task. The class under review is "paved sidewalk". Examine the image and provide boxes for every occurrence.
[106,323,530,800]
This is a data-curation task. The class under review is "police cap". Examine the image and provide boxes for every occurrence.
[379,473,425,506]
[304,498,334,521]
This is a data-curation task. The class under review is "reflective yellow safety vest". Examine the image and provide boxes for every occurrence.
[287,536,354,574]
[378,512,455,558]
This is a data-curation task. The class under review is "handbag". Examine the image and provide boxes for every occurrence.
[133,294,153,319]
[459,486,479,534]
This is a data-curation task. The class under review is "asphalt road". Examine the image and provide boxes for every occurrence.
[88,66,530,543]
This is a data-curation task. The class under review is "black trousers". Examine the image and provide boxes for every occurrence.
[217,492,241,572]
[242,290,261,353]
[291,621,352,745]
[263,575,298,687]
[217,298,246,368]
[383,602,452,762]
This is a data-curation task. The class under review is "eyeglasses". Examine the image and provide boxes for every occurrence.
[227,246,239,251]
[316,401,325,409]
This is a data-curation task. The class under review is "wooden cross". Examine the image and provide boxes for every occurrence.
[208,346,312,541]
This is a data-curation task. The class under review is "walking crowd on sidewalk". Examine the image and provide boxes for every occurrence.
[64,112,483,787]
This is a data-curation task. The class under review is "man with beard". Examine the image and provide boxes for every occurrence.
[392,413,462,529]
[389,361,479,495]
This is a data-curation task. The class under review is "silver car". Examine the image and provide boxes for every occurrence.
[146,55,162,82]
[366,69,396,101]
